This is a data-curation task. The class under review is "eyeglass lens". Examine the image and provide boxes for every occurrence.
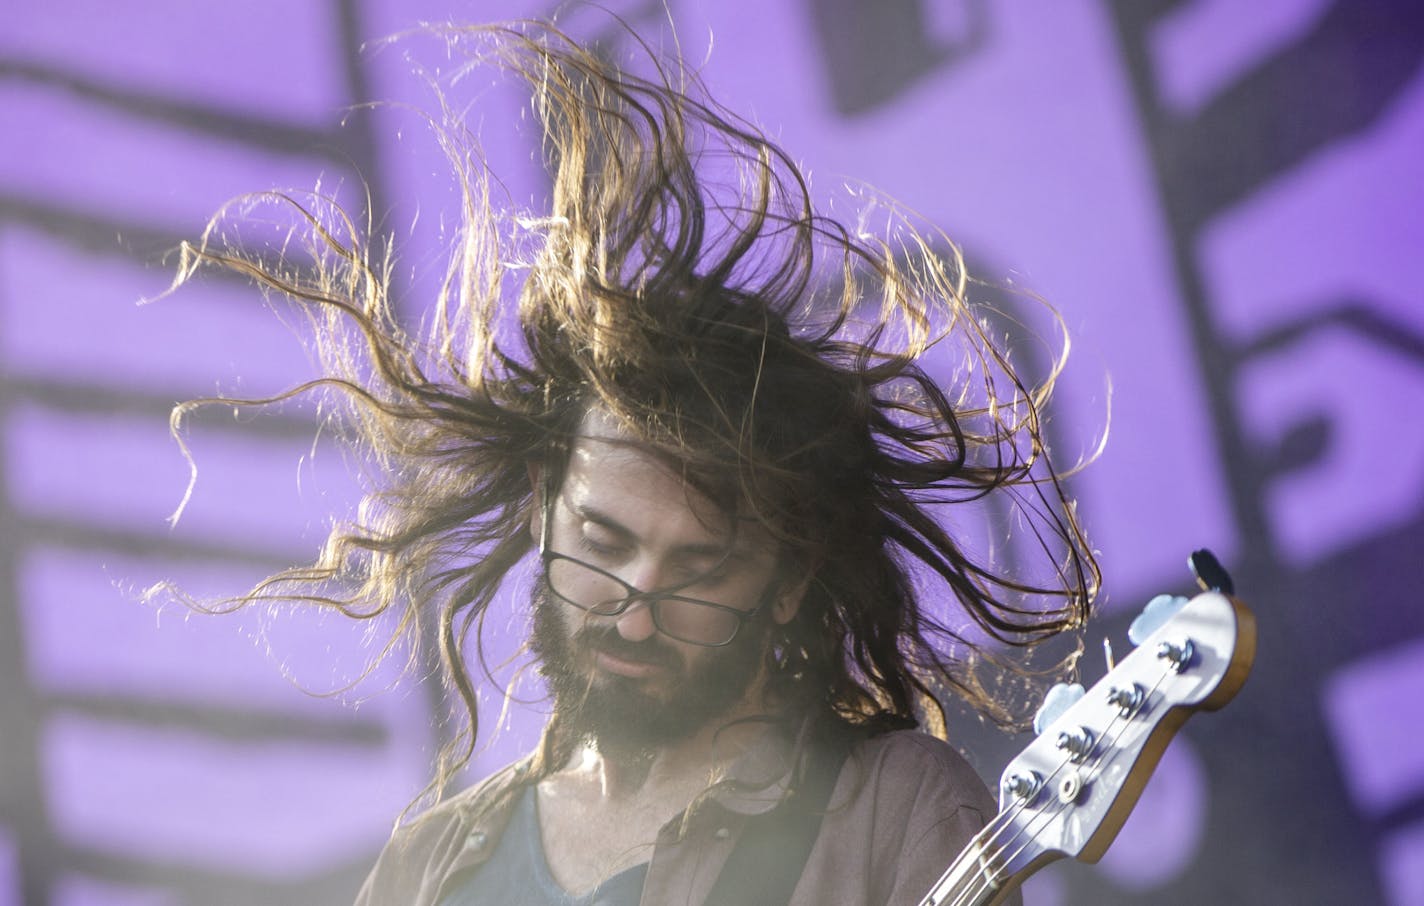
[546,556,743,644]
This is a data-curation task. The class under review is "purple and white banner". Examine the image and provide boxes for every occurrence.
[2,2,1421,903]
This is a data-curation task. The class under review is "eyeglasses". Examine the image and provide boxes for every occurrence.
[538,491,771,647]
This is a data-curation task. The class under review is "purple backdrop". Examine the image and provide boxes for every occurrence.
[2,1,1421,904]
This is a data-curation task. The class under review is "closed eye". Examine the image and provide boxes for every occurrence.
[670,561,733,588]
[577,536,626,560]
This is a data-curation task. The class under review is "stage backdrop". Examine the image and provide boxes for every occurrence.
[2,2,1421,904]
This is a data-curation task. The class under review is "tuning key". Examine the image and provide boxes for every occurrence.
[1189,548,1234,595]
[1129,595,1189,646]
[1157,639,1194,672]
[1002,771,1042,802]
[1107,683,1146,717]
[1033,682,1085,736]
[1056,727,1095,762]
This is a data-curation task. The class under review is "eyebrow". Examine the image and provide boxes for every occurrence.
[570,501,752,561]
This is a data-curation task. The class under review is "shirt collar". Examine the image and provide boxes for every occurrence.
[703,715,820,816]
[483,713,822,823]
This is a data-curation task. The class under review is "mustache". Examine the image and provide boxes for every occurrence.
[573,623,681,670]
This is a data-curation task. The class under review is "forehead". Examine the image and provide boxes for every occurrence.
[560,410,759,550]
[566,412,718,516]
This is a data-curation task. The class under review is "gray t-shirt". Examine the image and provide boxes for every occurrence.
[439,786,648,906]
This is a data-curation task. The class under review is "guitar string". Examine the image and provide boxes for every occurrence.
[983,670,1163,867]
[942,699,1137,901]
[921,688,1140,906]
[946,665,1176,906]
[919,774,1034,905]
[941,664,1177,906]
[922,653,1185,905]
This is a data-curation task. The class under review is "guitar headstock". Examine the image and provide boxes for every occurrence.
[987,590,1256,880]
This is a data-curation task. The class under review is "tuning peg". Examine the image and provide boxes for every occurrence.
[1189,548,1234,594]
[1033,682,1085,735]
[1128,594,1189,646]
[1055,727,1095,763]
[1002,771,1043,802]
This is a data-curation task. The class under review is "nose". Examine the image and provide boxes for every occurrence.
[613,597,658,643]
[606,555,668,643]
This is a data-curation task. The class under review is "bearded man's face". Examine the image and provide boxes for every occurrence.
[529,578,769,755]
[527,412,800,756]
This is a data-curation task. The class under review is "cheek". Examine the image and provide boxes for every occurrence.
[690,621,769,677]
[665,638,709,672]
[531,581,596,660]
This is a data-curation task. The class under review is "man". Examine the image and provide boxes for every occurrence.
[175,20,1094,906]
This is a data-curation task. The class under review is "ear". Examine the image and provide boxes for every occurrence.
[770,571,811,626]
[527,461,544,543]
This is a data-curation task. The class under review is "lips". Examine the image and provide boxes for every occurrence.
[593,648,669,679]
[581,632,677,680]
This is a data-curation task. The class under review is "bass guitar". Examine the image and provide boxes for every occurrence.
[919,551,1257,905]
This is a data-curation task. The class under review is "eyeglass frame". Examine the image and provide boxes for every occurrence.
[536,477,777,647]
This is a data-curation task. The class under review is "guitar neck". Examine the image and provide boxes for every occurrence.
[916,588,1256,906]
[918,831,1017,906]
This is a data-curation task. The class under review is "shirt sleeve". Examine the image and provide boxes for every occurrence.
[790,730,1024,906]
[352,766,527,906]
[353,810,470,906]
[881,733,1022,906]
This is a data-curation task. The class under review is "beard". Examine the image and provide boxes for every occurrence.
[528,579,768,760]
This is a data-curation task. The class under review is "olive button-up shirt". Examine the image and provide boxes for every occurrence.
[354,729,1013,906]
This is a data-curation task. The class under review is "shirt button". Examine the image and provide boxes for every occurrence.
[465,830,489,851]
[713,828,730,840]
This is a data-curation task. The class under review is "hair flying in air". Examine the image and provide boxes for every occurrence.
[157,18,1099,800]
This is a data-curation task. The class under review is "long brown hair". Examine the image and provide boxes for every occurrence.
[161,19,1097,799]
